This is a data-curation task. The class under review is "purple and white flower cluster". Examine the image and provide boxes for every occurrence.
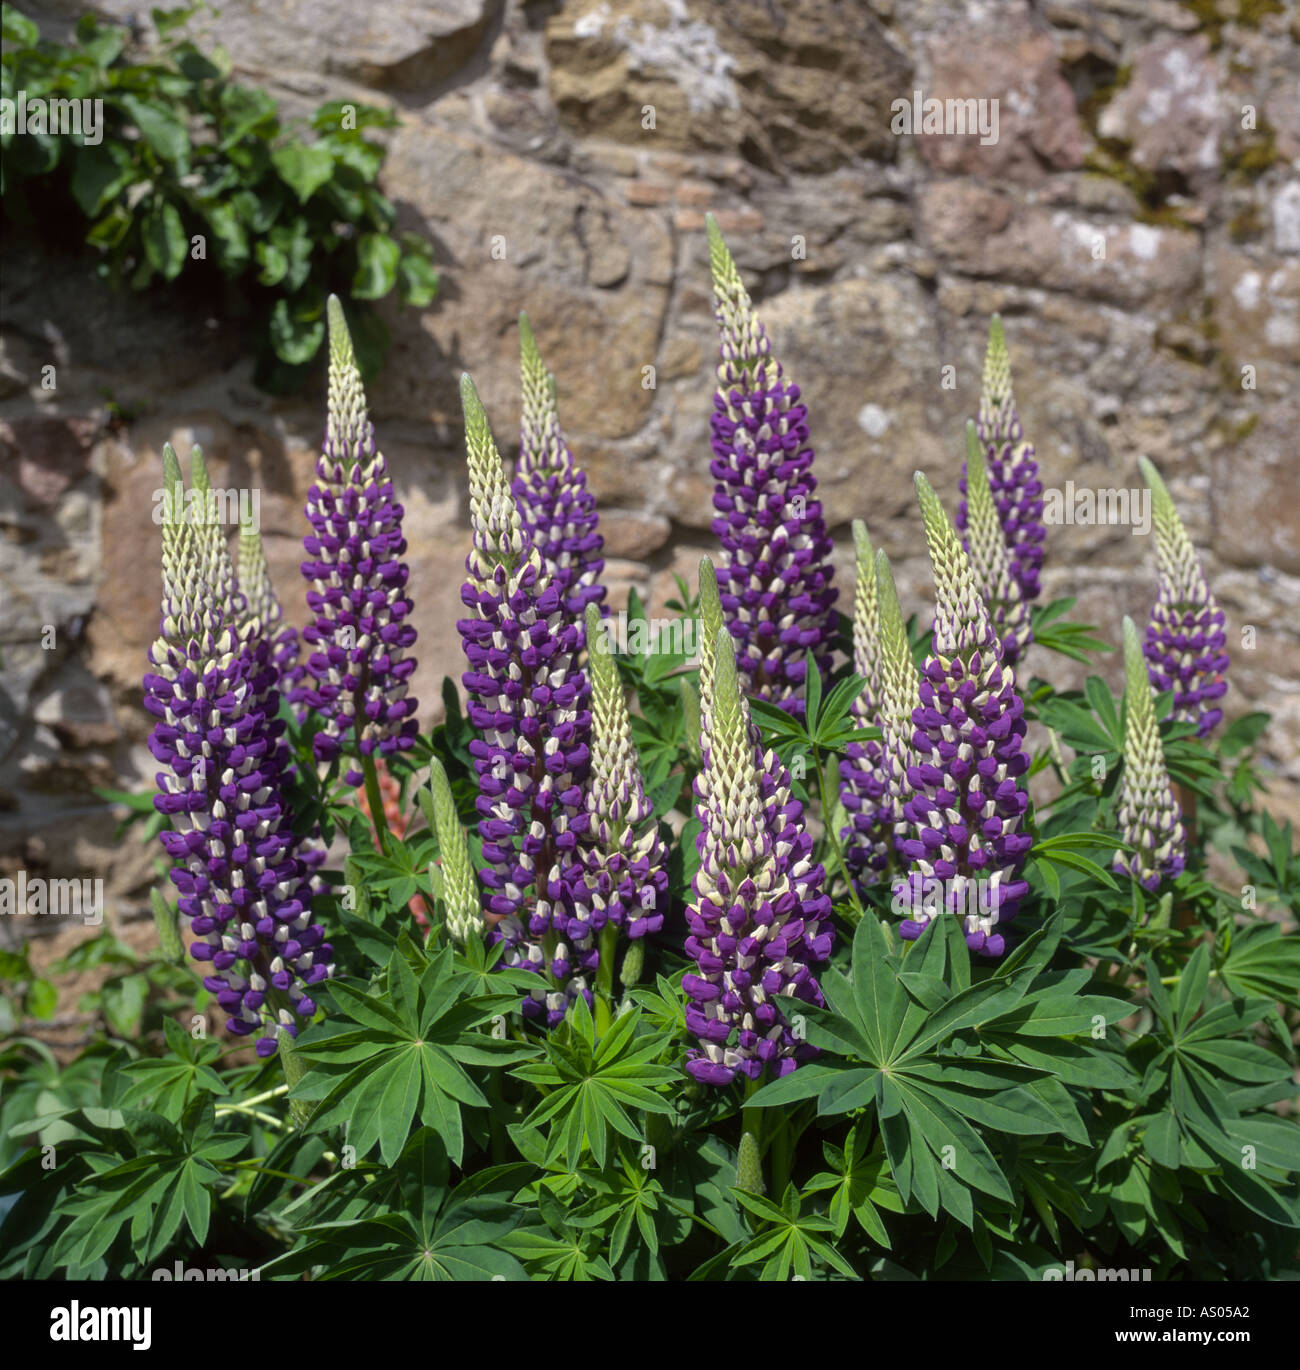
[456,371,596,1025]
[145,447,331,1057]
[706,213,837,714]
[683,560,832,1084]
[1139,457,1229,740]
[891,474,1033,957]
[956,315,1043,663]
[296,297,419,785]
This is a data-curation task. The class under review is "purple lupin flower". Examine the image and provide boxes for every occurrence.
[515,313,606,620]
[683,559,832,1086]
[892,473,1033,958]
[706,213,837,715]
[838,520,891,887]
[957,315,1044,610]
[238,520,327,886]
[457,374,594,1027]
[874,548,921,862]
[962,421,1033,667]
[238,519,302,692]
[1113,616,1186,891]
[579,603,668,943]
[296,296,418,786]
[1139,457,1229,740]
[145,446,331,1057]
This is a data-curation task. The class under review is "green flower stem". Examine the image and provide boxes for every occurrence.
[218,1160,320,1186]
[361,752,393,857]
[232,1084,288,1109]
[1160,968,1219,987]
[487,1071,509,1164]
[214,1103,288,1130]
[770,1114,793,1198]
[595,923,619,1035]
[812,742,864,923]
[279,1031,313,1130]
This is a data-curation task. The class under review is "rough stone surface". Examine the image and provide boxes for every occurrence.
[545,0,913,173]
[919,27,1086,182]
[2,0,1298,905]
[1097,36,1222,191]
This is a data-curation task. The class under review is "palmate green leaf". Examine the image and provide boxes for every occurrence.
[116,1017,229,1117]
[1039,695,1118,752]
[757,912,1125,1225]
[513,1000,676,1170]
[46,1096,241,1271]
[1031,601,1112,663]
[805,1124,903,1246]
[1219,923,1300,1002]
[295,947,513,1165]
[726,1183,859,1281]
[568,1146,678,1267]
[748,696,808,746]
[501,1226,615,1282]
[1032,845,1120,891]
[262,1130,528,1280]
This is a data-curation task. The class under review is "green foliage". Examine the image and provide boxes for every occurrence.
[512,996,677,1170]
[2,282,1297,1286]
[6,564,1297,1281]
[1,5,437,388]
[292,943,535,1165]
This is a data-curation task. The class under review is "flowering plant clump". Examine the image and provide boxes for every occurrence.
[4,223,1298,1291]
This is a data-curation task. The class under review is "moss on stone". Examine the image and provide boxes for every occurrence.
[1229,204,1265,241]
[1230,412,1260,441]
[1224,118,1280,180]
[1077,63,1132,132]
[1179,0,1282,48]
[1083,142,1196,229]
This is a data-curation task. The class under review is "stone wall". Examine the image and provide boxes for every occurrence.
[3,0,1299,923]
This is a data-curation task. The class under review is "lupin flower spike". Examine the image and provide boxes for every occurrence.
[577,603,667,940]
[874,548,920,859]
[705,213,837,715]
[892,473,1033,957]
[684,611,832,1086]
[962,421,1033,666]
[457,373,593,1026]
[238,521,302,688]
[1113,616,1187,891]
[1138,456,1229,739]
[158,444,204,646]
[837,520,892,886]
[515,313,606,619]
[189,447,245,628]
[957,315,1044,604]
[296,295,419,785]
[428,756,484,942]
[238,518,328,885]
[681,678,702,766]
[145,445,331,1057]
